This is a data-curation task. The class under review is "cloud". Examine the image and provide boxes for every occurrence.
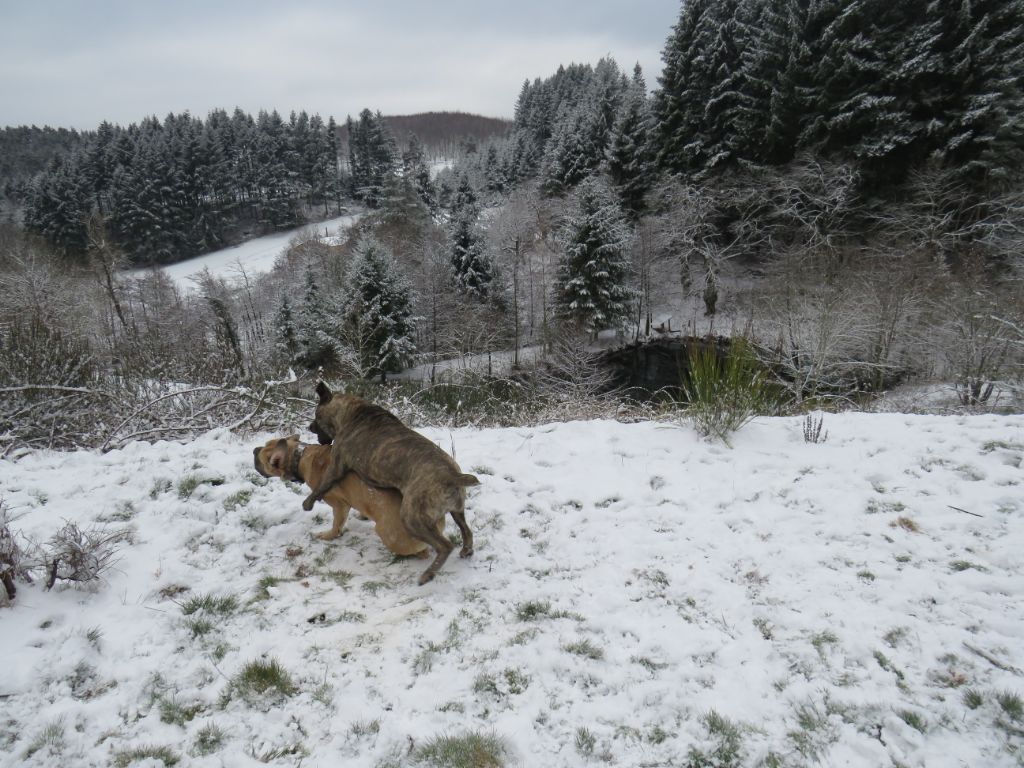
[0,1,678,128]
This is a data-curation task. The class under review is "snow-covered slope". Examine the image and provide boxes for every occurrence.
[1,414,1023,766]
[128,213,361,292]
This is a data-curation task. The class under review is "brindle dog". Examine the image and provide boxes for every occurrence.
[303,382,478,584]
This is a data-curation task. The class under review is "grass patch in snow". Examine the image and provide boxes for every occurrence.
[897,709,927,733]
[158,696,204,726]
[810,630,839,658]
[473,668,530,699]
[325,569,354,588]
[96,500,136,522]
[865,498,906,514]
[996,690,1024,721]
[192,723,226,756]
[687,710,745,768]
[574,726,597,757]
[891,516,920,533]
[351,719,381,737]
[407,729,509,768]
[950,559,987,572]
[225,658,297,704]
[222,489,252,511]
[513,599,577,622]
[882,627,908,648]
[24,718,65,760]
[180,593,238,617]
[112,744,180,767]
[176,473,224,500]
[632,655,669,674]
[149,478,173,498]
[563,637,605,660]
[963,688,985,710]
[788,701,838,761]
[873,651,905,683]
[361,579,390,596]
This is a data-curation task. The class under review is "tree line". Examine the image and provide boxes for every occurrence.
[20,109,344,264]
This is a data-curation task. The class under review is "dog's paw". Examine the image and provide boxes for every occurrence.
[301,496,316,512]
[459,546,474,558]
[417,569,437,586]
[315,529,341,541]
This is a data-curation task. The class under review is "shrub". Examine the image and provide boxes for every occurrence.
[1,501,23,605]
[44,521,130,590]
[682,337,779,443]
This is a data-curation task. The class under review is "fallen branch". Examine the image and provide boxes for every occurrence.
[963,642,1022,675]
[948,505,983,518]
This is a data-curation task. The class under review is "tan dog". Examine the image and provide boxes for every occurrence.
[304,382,478,584]
[253,435,440,558]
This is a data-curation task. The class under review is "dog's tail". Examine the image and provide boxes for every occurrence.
[456,472,481,487]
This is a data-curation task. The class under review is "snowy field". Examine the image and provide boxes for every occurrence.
[2,414,1023,767]
[128,213,361,292]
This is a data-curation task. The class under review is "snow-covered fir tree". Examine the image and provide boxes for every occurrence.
[272,294,300,369]
[296,264,334,370]
[401,134,437,212]
[607,64,654,218]
[347,109,399,208]
[340,237,417,382]
[447,173,494,297]
[553,177,634,333]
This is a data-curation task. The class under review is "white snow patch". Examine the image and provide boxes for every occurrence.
[1,414,1023,766]
[127,213,361,292]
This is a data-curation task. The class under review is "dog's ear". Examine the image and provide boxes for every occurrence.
[269,438,289,470]
[315,381,333,405]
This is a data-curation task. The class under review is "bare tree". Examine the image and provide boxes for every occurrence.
[933,264,1017,406]
[491,190,539,367]
[536,326,617,402]
[85,213,130,333]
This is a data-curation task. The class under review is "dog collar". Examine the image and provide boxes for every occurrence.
[288,444,305,484]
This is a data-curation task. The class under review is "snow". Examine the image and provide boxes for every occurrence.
[127,214,362,292]
[2,413,1023,766]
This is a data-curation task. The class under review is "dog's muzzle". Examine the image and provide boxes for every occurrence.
[253,447,272,478]
[310,420,332,445]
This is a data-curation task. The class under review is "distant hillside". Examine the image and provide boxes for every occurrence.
[340,111,511,158]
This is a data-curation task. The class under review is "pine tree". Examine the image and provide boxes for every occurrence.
[348,109,398,207]
[607,64,655,217]
[402,134,436,211]
[734,0,802,164]
[553,178,634,332]
[340,237,417,381]
[297,265,334,370]
[273,294,301,368]
[653,0,714,174]
[447,173,493,297]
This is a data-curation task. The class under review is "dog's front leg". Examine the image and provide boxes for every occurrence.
[303,452,350,512]
[315,504,350,541]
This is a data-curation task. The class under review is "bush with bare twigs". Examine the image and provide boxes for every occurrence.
[43,521,131,591]
[1,501,24,606]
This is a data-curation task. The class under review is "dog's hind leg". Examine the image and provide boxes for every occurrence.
[401,498,454,585]
[450,506,474,558]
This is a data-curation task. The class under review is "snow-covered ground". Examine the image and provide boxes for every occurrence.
[128,213,361,292]
[2,413,1023,767]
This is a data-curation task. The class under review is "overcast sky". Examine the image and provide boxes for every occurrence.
[0,0,681,130]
